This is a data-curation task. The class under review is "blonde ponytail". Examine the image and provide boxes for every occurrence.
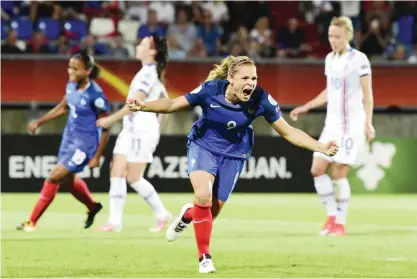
[205,55,255,82]
[205,56,234,81]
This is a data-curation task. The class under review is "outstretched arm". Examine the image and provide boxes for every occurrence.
[270,117,338,156]
[97,91,147,128]
[303,88,328,110]
[289,89,327,121]
[127,96,191,114]
[97,105,131,128]
[28,97,68,134]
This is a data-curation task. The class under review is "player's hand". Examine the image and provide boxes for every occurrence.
[88,156,100,168]
[126,98,145,112]
[365,123,376,143]
[96,117,112,129]
[27,121,39,135]
[321,140,339,157]
[289,106,309,121]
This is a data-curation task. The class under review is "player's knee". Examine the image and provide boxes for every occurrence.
[331,165,349,180]
[194,188,212,206]
[59,176,73,188]
[311,166,326,177]
[126,171,143,185]
[126,175,140,186]
[311,156,331,177]
[110,166,125,178]
[46,175,60,184]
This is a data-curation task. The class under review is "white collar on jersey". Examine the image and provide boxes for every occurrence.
[333,44,353,58]
[77,81,91,93]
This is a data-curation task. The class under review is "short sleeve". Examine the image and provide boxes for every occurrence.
[93,93,110,113]
[324,53,331,76]
[158,26,166,37]
[138,25,147,39]
[184,82,212,107]
[358,53,372,76]
[129,65,158,97]
[197,26,203,38]
[262,92,281,123]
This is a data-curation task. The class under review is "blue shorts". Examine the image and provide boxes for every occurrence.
[58,140,95,173]
[187,141,245,201]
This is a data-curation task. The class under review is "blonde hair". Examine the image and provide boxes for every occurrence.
[205,55,255,82]
[330,16,354,41]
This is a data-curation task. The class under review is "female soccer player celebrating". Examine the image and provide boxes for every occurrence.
[94,35,171,233]
[127,55,338,273]
[18,52,110,232]
[290,17,375,236]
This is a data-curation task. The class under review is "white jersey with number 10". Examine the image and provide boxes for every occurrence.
[314,48,372,165]
[325,48,371,133]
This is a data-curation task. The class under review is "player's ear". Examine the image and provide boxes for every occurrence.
[227,74,233,85]
[149,49,157,57]
[86,67,92,76]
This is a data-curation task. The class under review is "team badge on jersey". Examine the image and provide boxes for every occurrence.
[268,94,278,105]
[144,72,152,81]
[94,97,105,109]
[248,107,256,114]
[80,98,87,106]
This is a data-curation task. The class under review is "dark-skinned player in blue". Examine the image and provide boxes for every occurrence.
[17,52,110,232]
[127,55,339,273]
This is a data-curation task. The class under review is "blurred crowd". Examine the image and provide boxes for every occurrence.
[2,1,417,62]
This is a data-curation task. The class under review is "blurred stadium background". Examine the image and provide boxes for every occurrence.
[1,0,417,278]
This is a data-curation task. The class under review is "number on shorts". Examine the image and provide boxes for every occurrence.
[132,138,141,154]
[227,121,237,130]
[340,136,354,150]
[71,149,86,165]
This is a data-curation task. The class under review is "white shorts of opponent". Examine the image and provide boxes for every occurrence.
[113,129,160,163]
[313,125,366,165]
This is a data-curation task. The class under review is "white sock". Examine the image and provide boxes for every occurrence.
[130,178,167,219]
[108,177,127,228]
[313,174,337,216]
[334,178,351,225]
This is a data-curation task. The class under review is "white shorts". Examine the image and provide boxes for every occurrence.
[313,125,366,165]
[113,129,160,163]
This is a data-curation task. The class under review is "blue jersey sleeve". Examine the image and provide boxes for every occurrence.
[184,82,212,107]
[261,92,281,123]
[93,92,110,114]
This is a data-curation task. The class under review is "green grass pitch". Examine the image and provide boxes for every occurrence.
[2,193,416,278]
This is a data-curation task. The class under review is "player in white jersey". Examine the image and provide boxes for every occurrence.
[290,17,375,236]
[94,35,171,232]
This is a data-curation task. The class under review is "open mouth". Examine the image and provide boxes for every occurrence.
[243,88,252,96]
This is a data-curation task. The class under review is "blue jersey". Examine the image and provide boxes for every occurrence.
[184,80,281,160]
[61,81,110,161]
